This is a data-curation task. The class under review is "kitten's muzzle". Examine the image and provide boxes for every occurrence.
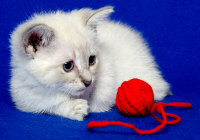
[80,70,92,87]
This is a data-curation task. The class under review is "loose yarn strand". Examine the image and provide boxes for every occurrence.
[88,102,192,135]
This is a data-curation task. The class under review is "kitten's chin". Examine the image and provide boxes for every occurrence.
[68,89,86,97]
[68,86,93,98]
[60,84,93,97]
[61,87,87,97]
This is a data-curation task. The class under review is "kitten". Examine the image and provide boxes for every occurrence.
[10,6,170,121]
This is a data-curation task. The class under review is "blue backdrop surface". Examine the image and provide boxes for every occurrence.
[0,0,200,139]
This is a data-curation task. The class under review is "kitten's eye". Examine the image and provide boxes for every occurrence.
[63,61,74,72]
[89,55,96,66]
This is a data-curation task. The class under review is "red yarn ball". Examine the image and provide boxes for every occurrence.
[116,78,154,117]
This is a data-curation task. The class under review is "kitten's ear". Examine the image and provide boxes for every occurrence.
[22,24,54,57]
[84,6,114,31]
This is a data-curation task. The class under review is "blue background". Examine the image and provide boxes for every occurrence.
[0,0,200,139]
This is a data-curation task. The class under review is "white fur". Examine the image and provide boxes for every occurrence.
[9,6,170,121]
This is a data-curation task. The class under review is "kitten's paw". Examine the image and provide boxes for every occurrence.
[57,99,89,121]
[70,99,89,121]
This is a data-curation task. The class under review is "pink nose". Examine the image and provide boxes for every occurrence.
[83,80,92,87]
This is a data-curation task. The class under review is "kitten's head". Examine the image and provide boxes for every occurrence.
[10,6,113,97]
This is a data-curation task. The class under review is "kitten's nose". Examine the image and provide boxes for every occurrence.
[82,80,92,87]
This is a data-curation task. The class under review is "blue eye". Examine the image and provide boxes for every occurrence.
[63,61,74,72]
[89,55,96,66]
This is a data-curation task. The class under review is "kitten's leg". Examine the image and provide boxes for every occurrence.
[53,99,89,121]
[12,87,88,121]
[89,70,117,112]
[89,87,116,113]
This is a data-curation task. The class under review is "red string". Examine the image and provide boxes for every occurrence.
[88,102,192,135]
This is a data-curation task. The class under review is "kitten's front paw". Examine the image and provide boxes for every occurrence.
[70,99,89,121]
[57,99,89,121]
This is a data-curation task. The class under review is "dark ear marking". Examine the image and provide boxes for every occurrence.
[23,24,54,55]
[27,32,42,52]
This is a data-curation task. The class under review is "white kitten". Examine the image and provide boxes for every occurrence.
[9,6,170,121]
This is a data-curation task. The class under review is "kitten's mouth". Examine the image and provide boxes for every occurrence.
[60,82,93,96]
[72,85,93,97]
[68,88,87,97]
[77,88,85,92]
